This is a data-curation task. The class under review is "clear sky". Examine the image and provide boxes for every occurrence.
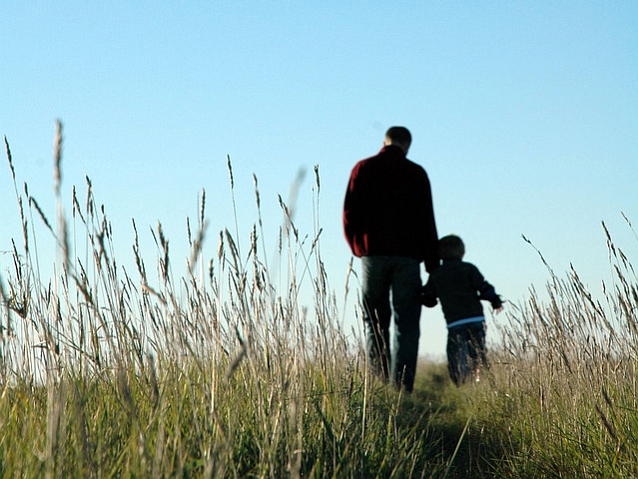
[1,1,637,359]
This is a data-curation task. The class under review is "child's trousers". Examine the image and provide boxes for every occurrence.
[446,321,487,385]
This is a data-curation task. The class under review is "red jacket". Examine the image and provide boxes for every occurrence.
[343,145,439,272]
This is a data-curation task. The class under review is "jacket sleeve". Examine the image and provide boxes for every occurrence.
[343,163,365,256]
[421,173,439,273]
[469,263,502,308]
[471,266,502,308]
[479,283,503,309]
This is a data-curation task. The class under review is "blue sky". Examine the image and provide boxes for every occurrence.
[1,1,637,358]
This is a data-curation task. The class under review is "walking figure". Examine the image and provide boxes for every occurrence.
[422,235,503,385]
[343,126,439,392]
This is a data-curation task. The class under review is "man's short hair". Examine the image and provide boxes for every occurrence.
[439,235,465,260]
[385,126,412,147]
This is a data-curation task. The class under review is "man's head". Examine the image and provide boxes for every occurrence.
[384,126,412,153]
[439,235,465,260]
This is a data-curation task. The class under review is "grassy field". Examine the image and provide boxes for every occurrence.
[1,126,636,478]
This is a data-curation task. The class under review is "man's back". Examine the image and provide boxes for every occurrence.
[343,144,438,271]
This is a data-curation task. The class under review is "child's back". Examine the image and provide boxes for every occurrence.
[423,257,501,324]
[421,235,503,385]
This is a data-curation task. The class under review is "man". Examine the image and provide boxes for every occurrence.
[343,126,438,392]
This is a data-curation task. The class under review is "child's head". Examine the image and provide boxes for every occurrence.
[439,235,465,260]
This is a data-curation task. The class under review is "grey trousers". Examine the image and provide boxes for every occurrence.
[361,255,422,392]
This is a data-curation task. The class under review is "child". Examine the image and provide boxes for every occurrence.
[421,235,503,385]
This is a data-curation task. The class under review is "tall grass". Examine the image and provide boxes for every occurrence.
[0,125,452,478]
[1,125,636,478]
[473,226,638,477]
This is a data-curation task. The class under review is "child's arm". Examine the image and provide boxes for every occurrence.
[478,281,503,311]
[468,263,503,311]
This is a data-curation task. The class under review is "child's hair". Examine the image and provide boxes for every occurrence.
[439,235,465,260]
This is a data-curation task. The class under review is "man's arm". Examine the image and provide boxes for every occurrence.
[343,163,365,256]
[420,172,439,273]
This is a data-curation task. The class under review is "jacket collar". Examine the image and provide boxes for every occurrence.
[379,144,407,158]
[442,257,463,265]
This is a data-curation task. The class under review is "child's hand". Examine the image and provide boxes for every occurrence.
[490,296,503,312]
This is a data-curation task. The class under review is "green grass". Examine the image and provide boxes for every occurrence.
[1,125,637,478]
